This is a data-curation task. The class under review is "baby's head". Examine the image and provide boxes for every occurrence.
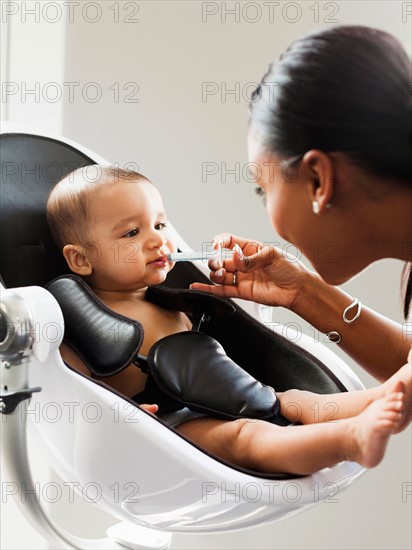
[47,166,176,292]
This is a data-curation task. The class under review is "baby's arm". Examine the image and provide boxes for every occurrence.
[140,404,158,414]
[59,342,157,411]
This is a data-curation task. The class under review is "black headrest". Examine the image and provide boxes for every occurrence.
[0,133,95,288]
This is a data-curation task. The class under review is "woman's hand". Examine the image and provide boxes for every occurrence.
[190,233,314,309]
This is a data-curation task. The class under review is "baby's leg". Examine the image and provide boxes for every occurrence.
[279,362,411,426]
[278,387,377,424]
[177,382,404,475]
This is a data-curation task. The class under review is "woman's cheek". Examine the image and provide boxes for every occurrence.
[266,196,288,241]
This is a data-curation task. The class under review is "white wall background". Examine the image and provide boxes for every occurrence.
[1,1,411,549]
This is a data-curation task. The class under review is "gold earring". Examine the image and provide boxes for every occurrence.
[312,201,320,215]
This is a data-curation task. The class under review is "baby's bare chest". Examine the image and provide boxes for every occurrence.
[133,302,191,356]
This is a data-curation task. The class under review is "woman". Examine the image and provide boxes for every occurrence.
[192,25,412,383]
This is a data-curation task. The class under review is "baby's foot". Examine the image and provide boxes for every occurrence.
[392,362,411,396]
[348,381,405,468]
[383,362,411,397]
[385,364,411,431]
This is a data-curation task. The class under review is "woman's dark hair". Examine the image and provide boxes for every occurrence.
[402,263,412,320]
[249,25,412,317]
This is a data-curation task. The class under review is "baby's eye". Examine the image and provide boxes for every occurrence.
[123,228,139,238]
[155,222,167,230]
[255,186,267,206]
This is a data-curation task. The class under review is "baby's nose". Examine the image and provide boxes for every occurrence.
[148,230,166,247]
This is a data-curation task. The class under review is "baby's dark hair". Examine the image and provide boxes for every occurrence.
[249,25,412,317]
[47,165,150,250]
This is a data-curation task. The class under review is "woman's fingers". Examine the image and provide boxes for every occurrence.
[211,241,281,276]
[191,234,308,308]
[190,241,282,298]
[213,233,264,258]
[210,266,238,286]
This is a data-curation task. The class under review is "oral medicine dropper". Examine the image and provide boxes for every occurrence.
[167,249,235,262]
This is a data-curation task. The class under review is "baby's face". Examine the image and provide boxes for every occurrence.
[84,179,176,291]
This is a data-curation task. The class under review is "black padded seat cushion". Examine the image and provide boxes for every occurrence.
[148,331,280,420]
[46,275,144,377]
[201,306,347,395]
[146,285,236,320]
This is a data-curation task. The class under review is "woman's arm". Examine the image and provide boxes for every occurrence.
[292,273,411,382]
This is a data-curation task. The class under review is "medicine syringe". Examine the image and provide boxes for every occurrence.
[167,249,236,262]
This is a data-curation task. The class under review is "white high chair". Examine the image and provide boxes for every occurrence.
[0,125,365,550]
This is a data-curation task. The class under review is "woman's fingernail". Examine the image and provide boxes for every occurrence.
[211,259,223,270]
[215,268,224,278]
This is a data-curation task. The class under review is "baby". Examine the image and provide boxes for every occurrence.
[47,165,410,475]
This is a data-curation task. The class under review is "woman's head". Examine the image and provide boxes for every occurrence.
[248,25,412,311]
[249,25,412,184]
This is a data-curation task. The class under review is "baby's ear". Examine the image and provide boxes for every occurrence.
[63,244,93,276]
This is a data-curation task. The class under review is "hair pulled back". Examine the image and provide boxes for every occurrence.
[250,25,411,182]
[249,25,412,317]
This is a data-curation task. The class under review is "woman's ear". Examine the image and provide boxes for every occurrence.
[63,244,93,276]
[302,150,334,213]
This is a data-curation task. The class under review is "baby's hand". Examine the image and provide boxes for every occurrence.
[140,404,158,415]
